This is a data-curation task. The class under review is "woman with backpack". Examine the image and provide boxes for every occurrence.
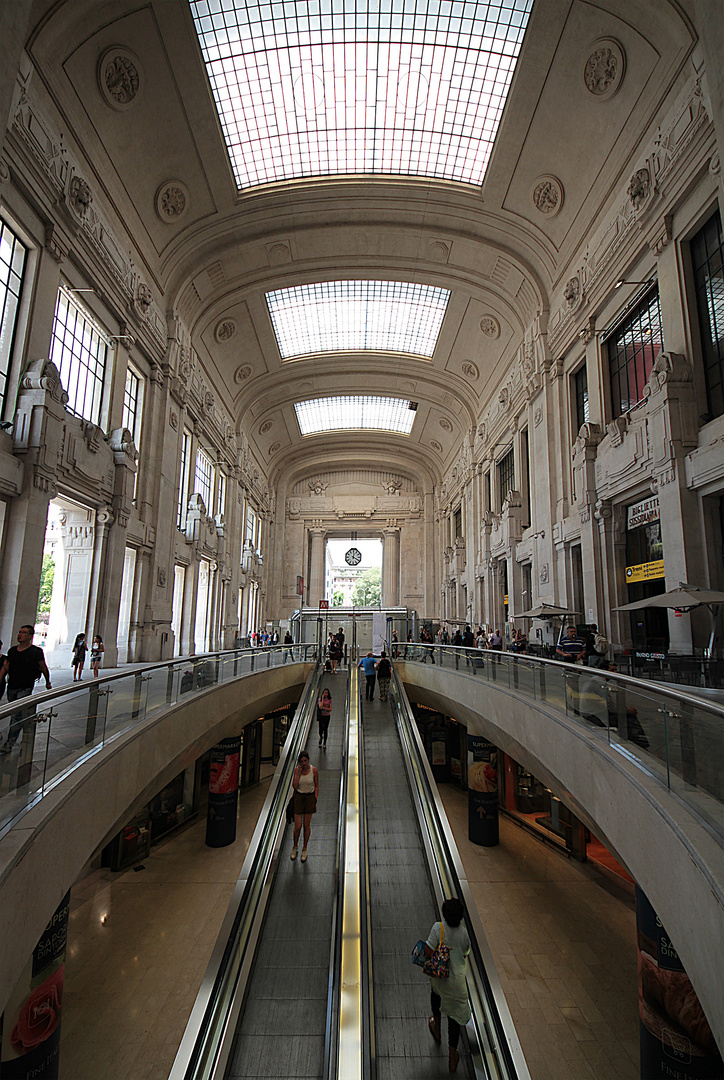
[376,651,392,701]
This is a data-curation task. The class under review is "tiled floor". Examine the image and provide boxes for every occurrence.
[58,774,639,1080]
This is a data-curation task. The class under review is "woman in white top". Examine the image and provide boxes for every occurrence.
[290,750,319,863]
[425,897,471,1073]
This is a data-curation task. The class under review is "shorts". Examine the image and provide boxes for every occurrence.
[293,791,317,815]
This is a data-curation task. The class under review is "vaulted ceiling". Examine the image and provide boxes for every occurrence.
[25,0,696,488]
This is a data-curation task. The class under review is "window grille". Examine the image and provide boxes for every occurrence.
[0,220,27,418]
[49,284,108,424]
[216,471,226,518]
[177,430,191,529]
[607,287,663,418]
[691,209,724,418]
[573,364,589,432]
[194,448,214,511]
[497,447,515,509]
[122,366,142,444]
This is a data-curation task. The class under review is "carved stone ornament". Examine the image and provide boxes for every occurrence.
[308,478,328,496]
[383,479,402,495]
[69,175,92,217]
[21,359,69,405]
[710,152,721,177]
[430,440,443,453]
[539,563,549,584]
[532,175,564,217]
[135,282,153,316]
[267,241,291,265]
[462,361,479,381]
[169,409,179,431]
[215,318,236,343]
[234,364,253,384]
[498,386,510,409]
[439,417,452,432]
[647,351,693,391]
[269,442,281,455]
[534,406,543,427]
[477,422,486,441]
[155,180,190,223]
[628,168,651,211]
[98,47,142,111]
[259,420,273,435]
[480,315,500,338]
[0,158,9,185]
[427,240,450,263]
[564,276,581,309]
[157,567,167,589]
[204,391,215,412]
[583,39,625,101]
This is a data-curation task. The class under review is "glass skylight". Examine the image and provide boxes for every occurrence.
[295,396,417,435]
[267,280,450,359]
[189,0,532,189]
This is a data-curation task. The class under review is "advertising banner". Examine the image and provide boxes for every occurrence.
[636,887,723,1078]
[467,735,499,847]
[625,560,665,584]
[206,735,241,847]
[0,890,71,1080]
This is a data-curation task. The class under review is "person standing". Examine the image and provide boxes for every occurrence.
[376,651,392,701]
[359,651,377,700]
[488,629,503,650]
[317,688,332,748]
[556,625,584,663]
[283,630,294,662]
[0,625,52,753]
[425,897,471,1073]
[90,635,104,677]
[71,633,87,681]
[336,627,345,666]
[291,750,319,862]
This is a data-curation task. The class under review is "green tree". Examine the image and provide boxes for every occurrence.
[36,553,55,622]
[351,566,381,607]
[332,590,345,607]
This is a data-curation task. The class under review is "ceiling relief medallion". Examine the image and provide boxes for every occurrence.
[234,364,253,384]
[583,39,625,102]
[427,240,450,263]
[269,442,281,455]
[430,440,442,453]
[628,167,651,211]
[98,47,142,110]
[462,361,479,381]
[439,418,452,432]
[479,315,500,339]
[214,318,236,343]
[155,180,190,223]
[532,175,564,217]
[259,420,273,435]
[266,241,292,265]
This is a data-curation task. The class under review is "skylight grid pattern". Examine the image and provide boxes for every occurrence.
[267,280,450,358]
[295,395,416,435]
[189,0,532,188]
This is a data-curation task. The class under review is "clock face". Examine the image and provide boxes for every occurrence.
[345,547,362,566]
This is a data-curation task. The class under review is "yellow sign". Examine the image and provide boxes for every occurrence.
[503,594,509,605]
[625,560,665,584]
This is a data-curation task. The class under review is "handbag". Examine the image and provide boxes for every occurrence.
[411,923,450,978]
[285,795,295,824]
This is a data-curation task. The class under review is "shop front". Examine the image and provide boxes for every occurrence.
[624,495,668,654]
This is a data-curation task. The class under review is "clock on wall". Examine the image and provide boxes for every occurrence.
[345,547,362,566]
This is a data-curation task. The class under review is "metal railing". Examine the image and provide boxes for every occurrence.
[0,644,317,838]
[395,643,724,841]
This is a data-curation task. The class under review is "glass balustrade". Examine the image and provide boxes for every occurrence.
[0,645,315,836]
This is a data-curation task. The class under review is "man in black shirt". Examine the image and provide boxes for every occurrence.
[0,625,52,753]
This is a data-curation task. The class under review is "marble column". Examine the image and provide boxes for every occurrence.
[382,526,400,607]
[308,527,325,607]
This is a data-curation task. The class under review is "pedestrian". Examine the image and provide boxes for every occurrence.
[425,897,470,1073]
[283,629,294,662]
[404,631,414,660]
[290,750,318,862]
[90,634,104,677]
[461,624,475,667]
[515,629,527,654]
[0,625,52,754]
[71,632,87,681]
[329,633,341,673]
[359,651,377,700]
[317,687,332,748]
[376,650,392,701]
[488,629,503,650]
[336,627,345,666]
[420,625,436,663]
[391,629,399,659]
[555,625,584,663]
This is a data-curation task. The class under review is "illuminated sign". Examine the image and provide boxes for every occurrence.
[625,560,665,584]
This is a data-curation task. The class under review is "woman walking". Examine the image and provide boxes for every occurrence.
[291,750,319,862]
[90,635,104,678]
[317,688,332,748]
[71,633,87,681]
[425,897,471,1072]
[376,651,392,701]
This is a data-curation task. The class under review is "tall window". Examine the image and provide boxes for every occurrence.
[122,365,143,446]
[522,428,531,527]
[245,505,257,548]
[0,220,27,418]
[691,209,724,418]
[194,448,214,511]
[49,284,109,424]
[177,430,191,528]
[573,364,590,433]
[453,507,462,538]
[608,287,663,418]
[216,470,226,518]
[497,447,515,509]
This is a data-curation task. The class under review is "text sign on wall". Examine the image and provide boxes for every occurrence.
[627,496,660,530]
[625,560,665,584]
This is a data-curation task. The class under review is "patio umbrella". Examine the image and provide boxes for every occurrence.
[613,583,724,656]
[516,604,581,648]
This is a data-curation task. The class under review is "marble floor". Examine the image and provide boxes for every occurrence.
[59,777,639,1080]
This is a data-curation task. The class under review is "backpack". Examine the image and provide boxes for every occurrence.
[594,633,609,655]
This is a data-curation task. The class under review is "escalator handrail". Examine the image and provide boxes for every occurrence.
[389,664,532,1080]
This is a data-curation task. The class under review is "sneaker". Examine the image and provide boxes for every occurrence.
[301,849,308,862]
[290,846,298,860]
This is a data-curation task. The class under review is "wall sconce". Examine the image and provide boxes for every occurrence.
[614,278,653,289]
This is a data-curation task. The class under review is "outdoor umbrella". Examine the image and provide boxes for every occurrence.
[517,604,581,649]
[613,583,724,656]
